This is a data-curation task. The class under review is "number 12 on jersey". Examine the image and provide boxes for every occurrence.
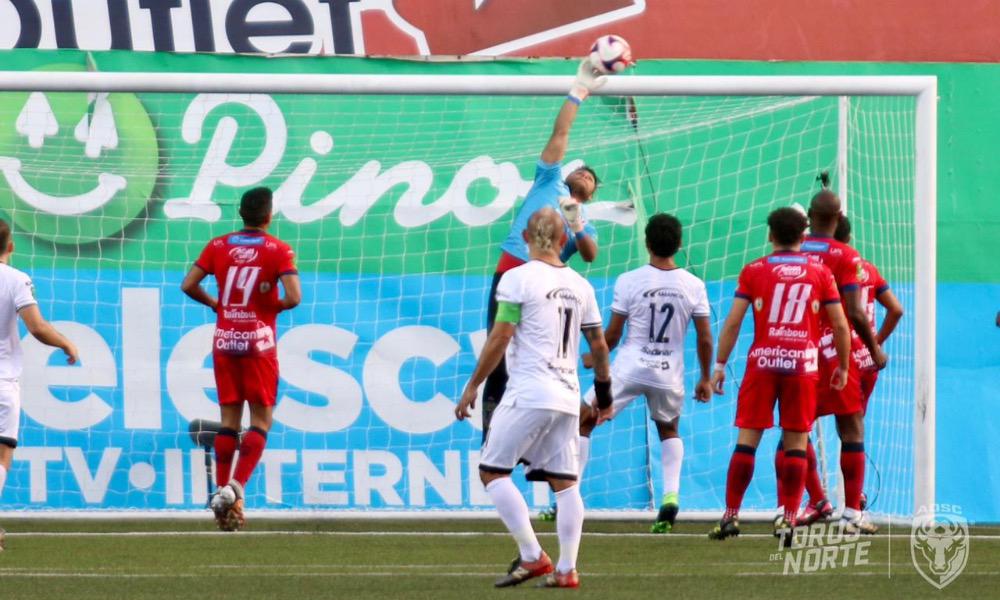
[648,302,675,343]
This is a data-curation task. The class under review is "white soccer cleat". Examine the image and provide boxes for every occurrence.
[839,513,878,535]
[210,484,244,531]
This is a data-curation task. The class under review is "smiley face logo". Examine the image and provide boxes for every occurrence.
[0,64,158,244]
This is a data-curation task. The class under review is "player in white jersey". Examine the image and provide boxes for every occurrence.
[0,219,78,551]
[578,213,714,533]
[456,208,612,589]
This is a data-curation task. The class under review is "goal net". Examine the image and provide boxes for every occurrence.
[0,58,935,521]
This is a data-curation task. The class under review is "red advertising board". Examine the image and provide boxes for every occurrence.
[0,0,996,61]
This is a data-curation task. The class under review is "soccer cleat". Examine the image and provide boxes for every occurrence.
[210,486,235,530]
[798,498,835,526]
[494,552,554,588]
[708,517,740,540]
[840,514,878,535]
[773,516,795,548]
[859,492,868,512]
[211,481,246,532]
[225,481,246,531]
[536,569,579,589]
[538,503,557,522]
[651,502,679,534]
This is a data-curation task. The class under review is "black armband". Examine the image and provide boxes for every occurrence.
[594,378,613,410]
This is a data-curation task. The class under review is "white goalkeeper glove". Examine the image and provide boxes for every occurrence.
[568,59,607,104]
[559,197,585,233]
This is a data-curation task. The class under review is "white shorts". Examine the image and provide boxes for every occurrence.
[583,377,684,424]
[0,378,21,447]
[479,404,579,481]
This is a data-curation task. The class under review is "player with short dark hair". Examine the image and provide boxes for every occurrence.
[709,207,851,542]
[181,187,302,531]
[456,208,612,589]
[577,213,713,534]
[480,61,609,442]
[0,218,78,550]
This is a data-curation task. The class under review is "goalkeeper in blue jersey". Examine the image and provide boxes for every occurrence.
[481,60,607,440]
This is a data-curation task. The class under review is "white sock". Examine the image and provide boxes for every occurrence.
[578,436,591,479]
[486,478,542,561]
[554,485,584,573]
[0,464,6,496]
[661,437,684,501]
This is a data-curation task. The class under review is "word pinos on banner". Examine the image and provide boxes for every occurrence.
[910,504,970,590]
[0,65,158,244]
[359,0,645,56]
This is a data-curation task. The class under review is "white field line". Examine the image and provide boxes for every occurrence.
[7,530,1000,540]
[1,570,999,579]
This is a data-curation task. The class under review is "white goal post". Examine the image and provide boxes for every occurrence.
[0,70,935,521]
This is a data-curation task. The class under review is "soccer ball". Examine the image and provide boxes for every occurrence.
[589,35,633,74]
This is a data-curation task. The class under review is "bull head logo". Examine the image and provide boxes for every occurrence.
[910,509,969,589]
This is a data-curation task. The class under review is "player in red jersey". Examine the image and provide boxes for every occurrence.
[181,187,301,531]
[833,217,904,411]
[783,189,887,534]
[708,208,851,542]
[791,216,904,527]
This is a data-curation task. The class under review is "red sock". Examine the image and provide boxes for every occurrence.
[805,442,825,504]
[213,428,239,487]
[780,450,808,524]
[841,442,865,510]
[232,427,268,487]
[774,445,786,507]
[724,445,757,519]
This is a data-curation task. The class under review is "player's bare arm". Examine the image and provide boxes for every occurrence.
[18,304,78,364]
[180,265,218,312]
[581,311,626,368]
[583,325,613,423]
[455,321,515,421]
[604,312,626,351]
[573,230,598,263]
[279,272,302,311]
[540,100,581,165]
[825,302,852,391]
[875,288,904,344]
[693,316,714,402]
[711,298,750,394]
[539,60,605,165]
[842,287,886,369]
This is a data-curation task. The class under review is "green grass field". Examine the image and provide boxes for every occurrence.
[1,517,996,599]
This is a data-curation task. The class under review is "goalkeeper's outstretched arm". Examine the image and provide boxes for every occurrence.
[540,60,606,165]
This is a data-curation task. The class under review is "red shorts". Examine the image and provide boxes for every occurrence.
[735,370,817,433]
[816,359,863,417]
[213,353,279,406]
[859,369,879,414]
